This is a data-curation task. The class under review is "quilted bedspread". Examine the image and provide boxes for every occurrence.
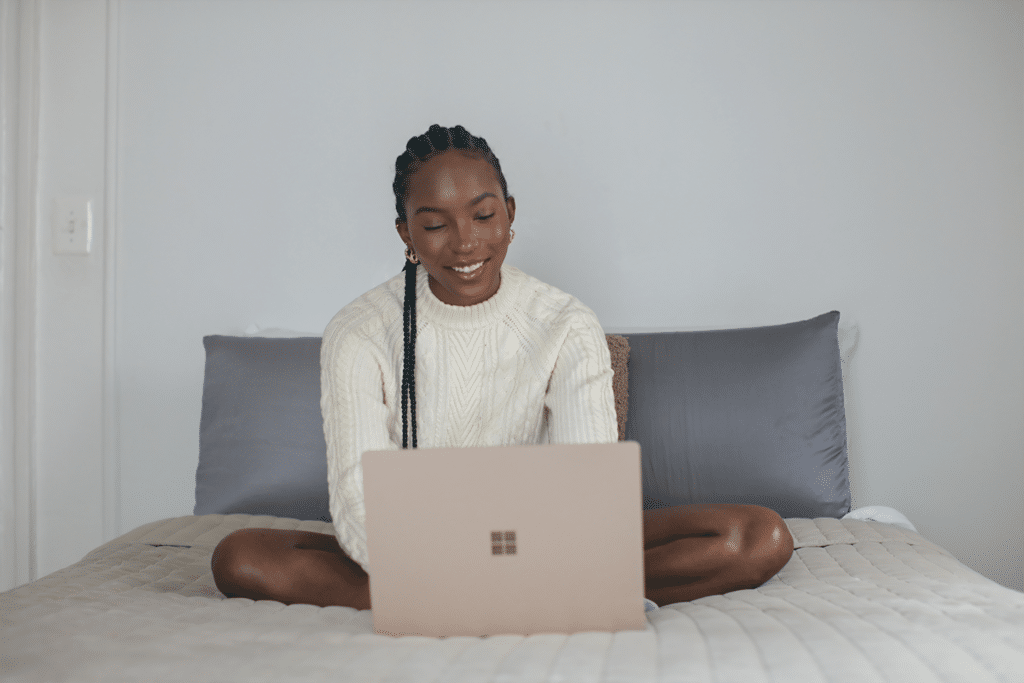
[3,514,1024,683]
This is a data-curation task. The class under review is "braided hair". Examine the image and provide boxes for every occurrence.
[394,124,510,449]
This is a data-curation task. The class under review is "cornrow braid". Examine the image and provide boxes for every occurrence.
[393,124,510,224]
[393,124,510,449]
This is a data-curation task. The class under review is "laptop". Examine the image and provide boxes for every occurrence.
[361,441,647,637]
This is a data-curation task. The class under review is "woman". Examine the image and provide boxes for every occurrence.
[211,124,794,610]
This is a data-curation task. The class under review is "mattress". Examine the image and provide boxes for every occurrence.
[3,514,1023,683]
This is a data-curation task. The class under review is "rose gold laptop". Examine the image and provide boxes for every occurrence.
[361,441,647,638]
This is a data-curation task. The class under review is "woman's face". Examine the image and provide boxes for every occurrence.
[396,150,516,307]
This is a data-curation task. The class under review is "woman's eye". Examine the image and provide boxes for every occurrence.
[424,225,443,231]
[476,213,495,221]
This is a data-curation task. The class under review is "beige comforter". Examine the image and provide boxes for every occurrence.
[3,514,1023,682]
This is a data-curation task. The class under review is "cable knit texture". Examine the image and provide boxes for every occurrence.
[320,264,618,572]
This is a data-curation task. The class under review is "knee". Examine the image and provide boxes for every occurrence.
[211,529,263,596]
[743,506,794,585]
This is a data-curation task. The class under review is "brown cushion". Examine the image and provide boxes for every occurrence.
[605,334,630,441]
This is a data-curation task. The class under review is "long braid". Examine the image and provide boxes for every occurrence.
[393,124,511,450]
[401,259,417,448]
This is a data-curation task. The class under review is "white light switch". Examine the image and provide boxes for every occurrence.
[52,196,93,254]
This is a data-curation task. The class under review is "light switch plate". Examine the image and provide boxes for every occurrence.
[52,196,92,254]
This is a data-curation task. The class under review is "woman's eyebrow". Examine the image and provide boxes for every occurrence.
[468,192,497,206]
[413,192,497,216]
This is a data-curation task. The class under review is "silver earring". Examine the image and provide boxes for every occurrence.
[405,246,419,264]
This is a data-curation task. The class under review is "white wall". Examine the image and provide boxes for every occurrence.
[18,0,1023,592]
[32,0,109,587]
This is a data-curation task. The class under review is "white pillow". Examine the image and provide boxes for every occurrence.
[842,505,918,533]
[238,324,320,338]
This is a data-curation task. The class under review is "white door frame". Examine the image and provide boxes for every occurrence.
[0,0,40,592]
[102,0,121,550]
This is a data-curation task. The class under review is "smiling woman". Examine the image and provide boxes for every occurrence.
[389,125,518,452]
[394,129,516,308]
[210,124,793,611]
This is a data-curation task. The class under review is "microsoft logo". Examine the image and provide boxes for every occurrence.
[491,530,517,555]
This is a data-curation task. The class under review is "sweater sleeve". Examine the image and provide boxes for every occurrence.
[544,304,619,445]
[320,318,399,574]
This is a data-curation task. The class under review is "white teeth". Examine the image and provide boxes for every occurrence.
[452,261,484,273]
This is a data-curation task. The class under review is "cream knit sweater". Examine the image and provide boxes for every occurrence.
[320,263,618,573]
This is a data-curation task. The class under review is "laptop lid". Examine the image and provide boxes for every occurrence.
[362,441,646,637]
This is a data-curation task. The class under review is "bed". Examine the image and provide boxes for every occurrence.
[4,311,1023,682]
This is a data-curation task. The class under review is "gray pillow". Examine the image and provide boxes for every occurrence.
[626,311,850,519]
[194,336,330,521]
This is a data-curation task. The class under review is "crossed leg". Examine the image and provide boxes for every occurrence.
[211,527,371,609]
[642,503,794,606]
[210,504,794,609]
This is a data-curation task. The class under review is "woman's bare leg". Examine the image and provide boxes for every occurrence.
[210,505,792,610]
[211,528,370,609]
[643,504,794,606]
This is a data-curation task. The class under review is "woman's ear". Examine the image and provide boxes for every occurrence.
[505,196,516,224]
[396,222,411,249]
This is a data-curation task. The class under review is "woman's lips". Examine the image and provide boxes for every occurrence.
[446,259,488,278]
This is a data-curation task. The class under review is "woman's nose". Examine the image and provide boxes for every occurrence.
[452,219,479,250]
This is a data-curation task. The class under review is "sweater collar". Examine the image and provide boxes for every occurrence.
[415,262,520,328]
